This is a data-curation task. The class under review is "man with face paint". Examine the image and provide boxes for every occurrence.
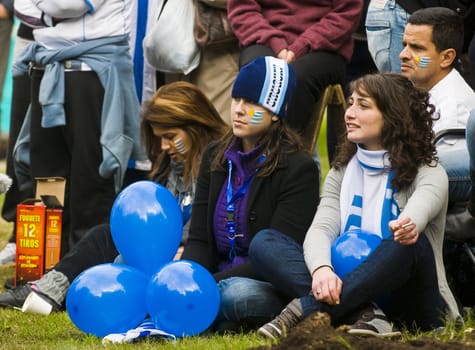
[400,7,475,235]
[365,0,475,75]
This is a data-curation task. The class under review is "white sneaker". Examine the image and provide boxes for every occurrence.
[0,243,16,265]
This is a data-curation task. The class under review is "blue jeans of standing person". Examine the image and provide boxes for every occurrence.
[365,0,409,73]
[249,229,447,331]
[468,111,475,180]
[438,141,472,203]
[438,110,475,203]
[469,33,475,89]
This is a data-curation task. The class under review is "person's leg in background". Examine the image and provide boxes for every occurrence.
[445,111,475,235]
[0,32,34,267]
[438,144,471,204]
[469,112,475,212]
[0,73,32,264]
[238,44,273,67]
[163,44,239,126]
[0,13,14,264]
[0,15,12,112]
[285,52,346,136]
[468,32,475,89]
[290,52,346,167]
[190,45,240,125]
[365,0,409,73]
[29,70,116,256]
[62,72,117,252]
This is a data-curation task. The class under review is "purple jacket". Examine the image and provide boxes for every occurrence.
[181,140,319,282]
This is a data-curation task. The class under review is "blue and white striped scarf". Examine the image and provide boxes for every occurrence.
[340,146,400,239]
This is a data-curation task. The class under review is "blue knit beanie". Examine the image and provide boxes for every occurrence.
[232,56,296,119]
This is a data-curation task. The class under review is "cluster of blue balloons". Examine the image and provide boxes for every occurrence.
[66,181,220,338]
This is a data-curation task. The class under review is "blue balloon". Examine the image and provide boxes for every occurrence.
[146,260,220,337]
[331,229,382,278]
[110,181,183,275]
[66,263,149,337]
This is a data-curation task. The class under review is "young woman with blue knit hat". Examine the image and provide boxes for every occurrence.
[181,55,319,331]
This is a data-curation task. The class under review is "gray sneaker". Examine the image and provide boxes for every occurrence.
[257,298,303,340]
[347,304,401,338]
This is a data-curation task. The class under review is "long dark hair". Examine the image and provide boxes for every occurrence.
[333,73,437,190]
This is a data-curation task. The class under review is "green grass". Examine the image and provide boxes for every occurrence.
[0,307,268,350]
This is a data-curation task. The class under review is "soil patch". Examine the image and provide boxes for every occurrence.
[251,312,475,350]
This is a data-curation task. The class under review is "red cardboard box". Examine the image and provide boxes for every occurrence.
[15,177,65,286]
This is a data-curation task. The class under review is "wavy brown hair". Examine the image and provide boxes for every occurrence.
[333,73,437,190]
[141,81,229,185]
[211,118,304,177]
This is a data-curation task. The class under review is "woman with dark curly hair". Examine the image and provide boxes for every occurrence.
[251,73,460,340]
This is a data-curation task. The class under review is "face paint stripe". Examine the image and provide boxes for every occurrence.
[173,137,187,154]
[248,110,265,126]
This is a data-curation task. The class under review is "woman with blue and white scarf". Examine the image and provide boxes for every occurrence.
[253,73,460,340]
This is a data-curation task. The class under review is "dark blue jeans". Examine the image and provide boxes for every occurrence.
[249,229,447,331]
